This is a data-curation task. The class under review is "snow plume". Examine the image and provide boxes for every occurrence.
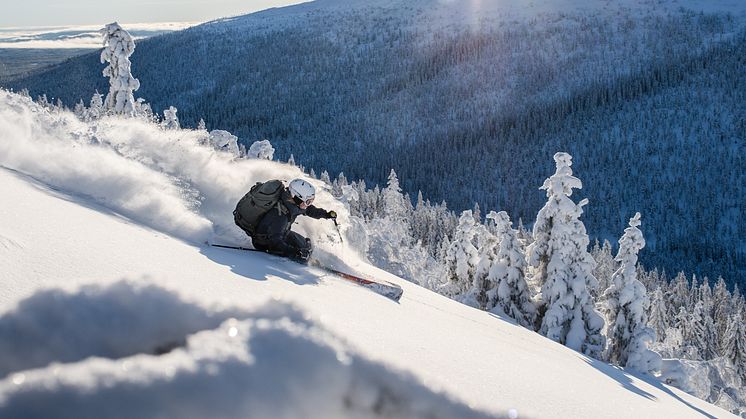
[100,22,140,115]
[0,90,346,249]
[527,152,605,358]
[0,281,497,419]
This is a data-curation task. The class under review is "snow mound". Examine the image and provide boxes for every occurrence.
[0,281,496,419]
[0,280,249,378]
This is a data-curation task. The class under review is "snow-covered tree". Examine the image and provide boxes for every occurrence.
[600,213,660,372]
[247,139,275,160]
[162,106,179,130]
[470,220,499,310]
[713,277,732,350]
[382,169,409,221]
[88,91,104,120]
[647,286,669,342]
[73,100,86,119]
[197,118,207,131]
[722,313,746,384]
[487,211,535,328]
[671,306,699,359]
[444,210,479,297]
[207,130,241,157]
[526,152,605,358]
[668,272,690,317]
[320,170,332,186]
[697,302,718,360]
[100,22,140,115]
[591,239,616,298]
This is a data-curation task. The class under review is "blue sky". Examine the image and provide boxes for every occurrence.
[1,0,308,27]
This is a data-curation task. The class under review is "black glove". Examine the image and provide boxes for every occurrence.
[327,210,337,219]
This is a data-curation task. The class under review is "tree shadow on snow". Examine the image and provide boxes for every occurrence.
[580,357,717,419]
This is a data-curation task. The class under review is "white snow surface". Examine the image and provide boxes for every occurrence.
[0,90,737,418]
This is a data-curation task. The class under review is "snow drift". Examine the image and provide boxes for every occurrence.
[0,281,493,419]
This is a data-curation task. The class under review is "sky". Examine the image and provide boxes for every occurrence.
[0,0,310,27]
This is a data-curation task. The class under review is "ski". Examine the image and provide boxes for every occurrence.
[208,243,403,302]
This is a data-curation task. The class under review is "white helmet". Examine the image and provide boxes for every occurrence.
[288,179,316,203]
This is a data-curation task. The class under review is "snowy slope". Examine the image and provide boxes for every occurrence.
[0,90,737,418]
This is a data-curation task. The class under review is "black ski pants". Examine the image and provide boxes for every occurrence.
[252,231,313,263]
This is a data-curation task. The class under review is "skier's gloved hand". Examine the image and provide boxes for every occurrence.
[327,210,337,219]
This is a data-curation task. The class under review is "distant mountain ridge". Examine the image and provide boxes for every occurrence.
[4,0,745,287]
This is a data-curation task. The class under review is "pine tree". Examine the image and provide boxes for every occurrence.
[527,152,605,358]
[100,22,140,115]
[667,272,690,319]
[711,277,732,355]
[444,210,479,297]
[471,221,499,310]
[591,239,616,298]
[88,91,104,120]
[320,170,331,186]
[487,211,535,328]
[647,286,669,342]
[722,313,746,385]
[197,118,207,131]
[600,213,660,372]
[383,169,409,221]
[162,106,179,130]
[73,100,86,119]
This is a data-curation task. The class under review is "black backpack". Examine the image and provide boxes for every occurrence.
[233,180,286,235]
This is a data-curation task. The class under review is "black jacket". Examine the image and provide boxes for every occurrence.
[253,190,329,252]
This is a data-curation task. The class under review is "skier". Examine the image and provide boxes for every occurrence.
[234,178,336,263]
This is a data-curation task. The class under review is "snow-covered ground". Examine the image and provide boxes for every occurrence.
[0,90,737,418]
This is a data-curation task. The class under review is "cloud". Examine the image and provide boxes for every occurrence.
[0,22,197,49]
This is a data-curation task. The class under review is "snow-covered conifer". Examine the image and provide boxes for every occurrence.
[444,210,479,297]
[647,286,669,342]
[206,130,240,157]
[472,202,481,224]
[37,94,50,109]
[197,118,207,131]
[87,91,104,120]
[383,169,409,221]
[713,277,732,349]
[287,154,296,166]
[487,211,535,327]
[685,301,706,355]
[722,313,746,384]
[100,22,140,115]
[672,306,699,359]
[73,100,86,119]
[668,272,690,318]
[320,170,331,186]
[469,219,499,310]
[592,239,616,298]
[247,139,275,160]
[526,152,605,358]
[600,213,660,372]
[162,106,180,130]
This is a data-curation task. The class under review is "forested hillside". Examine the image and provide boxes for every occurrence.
[4,0,744,287]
